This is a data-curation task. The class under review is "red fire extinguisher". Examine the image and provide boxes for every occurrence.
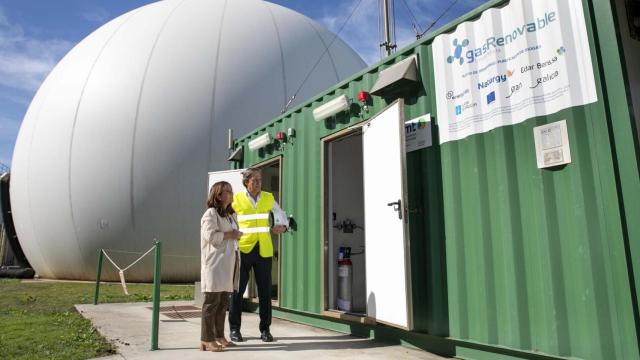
[337,247,352,312]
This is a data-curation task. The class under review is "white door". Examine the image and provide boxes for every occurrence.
[362,100,413,330]
[207,169,245,195]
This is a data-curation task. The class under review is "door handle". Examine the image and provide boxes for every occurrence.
[387,199,402,220]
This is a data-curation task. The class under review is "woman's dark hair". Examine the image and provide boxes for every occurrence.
[207,181,235,217]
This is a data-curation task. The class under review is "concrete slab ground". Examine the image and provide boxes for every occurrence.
[76,301,449,360]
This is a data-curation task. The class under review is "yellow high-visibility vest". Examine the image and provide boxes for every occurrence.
[232,191,274,257]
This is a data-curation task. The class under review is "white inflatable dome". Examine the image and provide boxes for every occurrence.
[10,0,365,281]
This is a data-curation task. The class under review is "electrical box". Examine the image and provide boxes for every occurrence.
[533,120,572,169]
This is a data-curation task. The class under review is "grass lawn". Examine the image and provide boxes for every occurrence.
[0,279,194,360]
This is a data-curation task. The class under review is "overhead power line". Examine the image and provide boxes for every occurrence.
[398,0,423,37]
[282,0,365,114]
[418,0,460,39]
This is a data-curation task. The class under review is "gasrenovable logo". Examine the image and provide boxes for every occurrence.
[445,11,556,65]
[447,39,469,65]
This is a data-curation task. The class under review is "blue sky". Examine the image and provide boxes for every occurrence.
[0,0,487,167]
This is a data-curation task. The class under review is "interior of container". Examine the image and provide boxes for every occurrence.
[325,131,367,315]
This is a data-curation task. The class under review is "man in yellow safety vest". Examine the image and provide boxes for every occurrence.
[228,167,287,343]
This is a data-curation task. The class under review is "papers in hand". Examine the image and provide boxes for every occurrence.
[272,207,289,227]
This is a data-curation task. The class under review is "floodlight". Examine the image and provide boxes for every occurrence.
[312,95,350,121]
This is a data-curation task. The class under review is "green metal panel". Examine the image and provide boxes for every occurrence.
[404,43,450,336]
[436,0,640,359]
[590,0,640,332]
[235,0,640,358]
[239,67,395,314]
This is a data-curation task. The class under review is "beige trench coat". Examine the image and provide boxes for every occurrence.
[200,208,240,293]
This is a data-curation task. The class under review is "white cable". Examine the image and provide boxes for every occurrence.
[121,246,156,272]
[101,244,156,295]
[119,271,129,295]
[101,250,122,271]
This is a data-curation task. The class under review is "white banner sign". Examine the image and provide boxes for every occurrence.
[404,114,432,152]
[432,0,597,144]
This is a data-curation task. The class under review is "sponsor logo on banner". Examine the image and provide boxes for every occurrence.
[478,70,513,90]
[432,0,597,143]
[454,101,477,117]
[530,70,560,89]
[487,91,496,105]
[446,89,470,100]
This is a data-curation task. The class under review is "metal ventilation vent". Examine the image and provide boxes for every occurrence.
[370,55,419,96]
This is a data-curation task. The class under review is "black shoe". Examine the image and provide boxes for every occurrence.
[260,330,274,342]
[230,329,244,342]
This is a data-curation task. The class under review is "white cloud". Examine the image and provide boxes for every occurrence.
[0,116,19,133]
[0,116,21,167]
[0,7,8,27]
[318,0,383,65]
[81,7,110,24]
[0,89,30,106]
[0,6,74,93]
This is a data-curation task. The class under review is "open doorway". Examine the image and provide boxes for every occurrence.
[324,131,367,316]
[322,101,413,329]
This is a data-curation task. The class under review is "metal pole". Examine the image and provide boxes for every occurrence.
[383,0,391,56]
[381,0,395,56]
[93,249,104,305]
[150,240,162,351]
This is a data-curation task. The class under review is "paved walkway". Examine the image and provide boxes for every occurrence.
[76,301,448,360]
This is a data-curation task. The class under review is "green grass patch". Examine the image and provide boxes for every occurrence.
[0,279,194,359]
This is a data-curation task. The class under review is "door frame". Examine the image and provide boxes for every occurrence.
[318,99,414,328]
[320,126,365,317]
[251,155,283,307]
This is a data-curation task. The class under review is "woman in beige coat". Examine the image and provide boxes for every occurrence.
[200,181,242,352]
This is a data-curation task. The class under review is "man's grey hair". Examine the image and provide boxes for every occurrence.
[242,167,261,188]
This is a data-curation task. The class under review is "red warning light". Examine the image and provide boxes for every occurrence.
[357,91,369,103]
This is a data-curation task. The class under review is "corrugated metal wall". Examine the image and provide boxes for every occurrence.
[240,66,389,313]
[441,108,638,359]
[436,1,639,358]
[236,0,640,358]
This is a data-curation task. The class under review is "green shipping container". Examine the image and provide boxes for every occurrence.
[221,0,640,358]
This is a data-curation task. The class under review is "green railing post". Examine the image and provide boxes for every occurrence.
[150,240,161,351]
[93,249,104,305]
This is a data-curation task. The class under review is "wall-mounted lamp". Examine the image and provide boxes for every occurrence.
[248,133,271,151]
[312,94,350,121]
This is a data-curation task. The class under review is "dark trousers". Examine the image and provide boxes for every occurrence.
[201,291,229,341]
[228,243,272,333]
